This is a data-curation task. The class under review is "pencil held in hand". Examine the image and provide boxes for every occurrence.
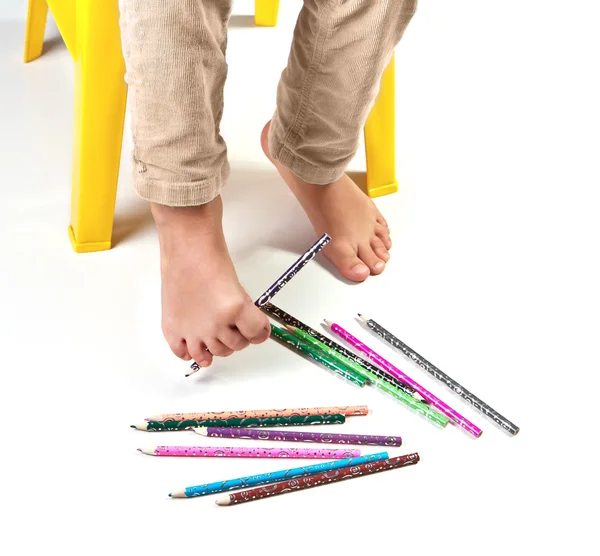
[215,453,420,506]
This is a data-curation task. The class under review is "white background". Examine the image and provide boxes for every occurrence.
[1,1,598,554]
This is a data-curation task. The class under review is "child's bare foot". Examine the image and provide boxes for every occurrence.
[152,197,270,366]
[261,122,392,282]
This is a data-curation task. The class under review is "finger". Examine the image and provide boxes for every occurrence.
[205,338,234,357]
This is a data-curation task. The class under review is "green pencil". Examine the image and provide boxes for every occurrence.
[270,324,367,387]
[132,414,346,431]
[285,326,449,427]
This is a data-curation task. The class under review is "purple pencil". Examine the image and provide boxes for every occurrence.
[195,427,403,447]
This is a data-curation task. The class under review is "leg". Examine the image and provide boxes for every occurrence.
[24,0,48,63]
[255,0,280,27]
[266,0,417,281]
[119,0,269,365]
[69,0,127,253]
[365,55,397,198]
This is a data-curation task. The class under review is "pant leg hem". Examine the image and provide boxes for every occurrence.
[132,162,230,207]
[268,120,345,185]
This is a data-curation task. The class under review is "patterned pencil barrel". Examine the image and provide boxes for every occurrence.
[132,414,346,431]
[328,321,483,438]
[216,453,420,506]
[287,326,449,428]
[200,427,403,447]
[255,234,331,307]
[189,234,331,375]
[361,316,520,435]
[170,452,389,498]
[270,325,367,387]
[263,303,425,401]
[148,403,368,422]
[139,446,360,458]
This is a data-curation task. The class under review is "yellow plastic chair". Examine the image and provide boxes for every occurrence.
[24,0,396,254]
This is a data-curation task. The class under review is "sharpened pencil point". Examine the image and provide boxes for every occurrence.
[136,448,141,452]
[168,493,172,497]
[130,425,136,428]
[284,325,297,333]
[358,314,368,323]
[323,319,333,327]
[193,427,208,436]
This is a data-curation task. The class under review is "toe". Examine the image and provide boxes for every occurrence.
[375,224,392,249]
[325,242,370,282]
[236,303,271,344]
[371,237,390,262]
[358,243,386,275]
[376,214,389,229]
[189,341,213,368]
[168,337,192,361]
[205,338,234,357]
[219,326,250,352]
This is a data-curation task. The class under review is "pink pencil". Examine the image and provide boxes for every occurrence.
[324,320,482,438]
[137,446,361,458]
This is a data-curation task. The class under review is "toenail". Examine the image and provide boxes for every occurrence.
[352,264,369,275]
[375,261,385,270]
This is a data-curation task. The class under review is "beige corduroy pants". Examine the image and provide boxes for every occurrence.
[119,0,417,206]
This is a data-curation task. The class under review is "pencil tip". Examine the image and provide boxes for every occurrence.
[168,493,172,497]
[136,448,141,452]
[130,425,136,429]
[357,313,362,317]
[323,319,333,327]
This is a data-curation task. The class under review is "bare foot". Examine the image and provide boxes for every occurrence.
[152,197,270,366]
[261,122,392,282]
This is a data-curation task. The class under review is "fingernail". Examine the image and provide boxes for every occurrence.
[375,261,385,270]
[352,264,369,275]
[199,360,210,368]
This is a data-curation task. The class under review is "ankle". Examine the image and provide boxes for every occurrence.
[151,198,223,231]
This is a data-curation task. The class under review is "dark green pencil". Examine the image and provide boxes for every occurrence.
[131,414,346,431]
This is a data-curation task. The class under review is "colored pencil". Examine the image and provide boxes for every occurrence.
[263,303,426,401]
[188,234,331,376]
[146,404,368,422]
[169,452,389,498]
[359,315,520,435]
[216,453,420,506]
[131,414,346,432]
[137,446,360,458]
[325,320,483,438]
[195,427,403,447]
[285,326,448,427]
[270,324,367,387]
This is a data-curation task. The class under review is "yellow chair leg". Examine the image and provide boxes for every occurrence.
[255,0,280,27]
[69,0,127,253]
[364,54,397,198]
[24,0,48,63]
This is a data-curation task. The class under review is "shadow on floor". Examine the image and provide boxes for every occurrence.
[229,15,259,28]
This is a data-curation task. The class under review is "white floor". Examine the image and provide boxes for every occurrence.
[1,1,599,554]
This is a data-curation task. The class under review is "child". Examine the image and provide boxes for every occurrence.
[118,0,417,367]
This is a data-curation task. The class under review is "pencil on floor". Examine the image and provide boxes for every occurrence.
[137,446,360,458]
[359,314,520,435]
[169,452,389,498]
[195,427,403,447]
[285,325,449,428]
[131,414,346,431]
[146,403,368,422]
[215,453,420,506]
[187,233,331,376]
[324,319,483,438]
[270,324,367,387]
[263,303,427,402]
